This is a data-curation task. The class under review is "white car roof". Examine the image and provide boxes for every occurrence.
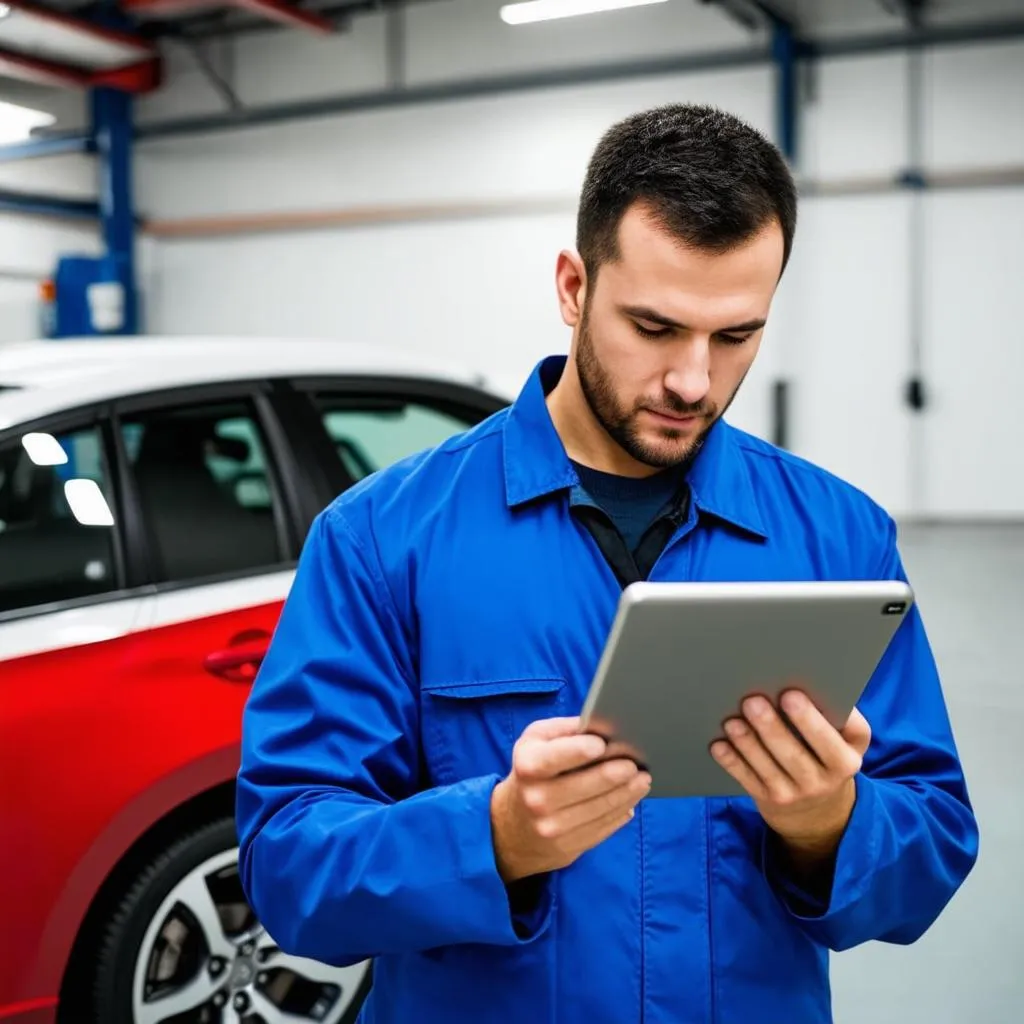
[0,336,504,430]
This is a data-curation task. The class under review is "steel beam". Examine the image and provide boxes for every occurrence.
[136,45,771,139]
[769,15,798,163]
[0,132,96,163]
[92,86,139,333]
[0,189,101,220]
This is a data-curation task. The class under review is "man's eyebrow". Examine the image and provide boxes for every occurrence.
[620,305,767,334]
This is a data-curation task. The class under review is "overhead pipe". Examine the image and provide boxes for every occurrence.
[123,0,336,34]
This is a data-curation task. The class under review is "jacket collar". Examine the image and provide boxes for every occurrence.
[502,355,767,539]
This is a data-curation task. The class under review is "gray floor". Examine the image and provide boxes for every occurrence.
[830,524,1024,1024]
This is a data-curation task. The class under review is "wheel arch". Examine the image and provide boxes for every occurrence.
[49,747,241,1021]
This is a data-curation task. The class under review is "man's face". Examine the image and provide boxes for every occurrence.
[561,202,785,473]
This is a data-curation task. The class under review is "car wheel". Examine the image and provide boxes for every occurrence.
[92,816,372,1024]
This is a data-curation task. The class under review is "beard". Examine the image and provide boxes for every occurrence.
[575,305,731,470]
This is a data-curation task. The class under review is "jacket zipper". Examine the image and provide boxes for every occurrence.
[705,800,716,1023]
[639,800,646,1024]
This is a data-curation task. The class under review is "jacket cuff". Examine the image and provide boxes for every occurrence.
[762,772,877,924]
[465,774,556,945]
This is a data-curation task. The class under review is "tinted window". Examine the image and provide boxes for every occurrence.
[0,425,118,614]
[121,399,286,584]
[314,395,480,482]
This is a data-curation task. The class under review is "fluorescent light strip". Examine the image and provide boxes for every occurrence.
[500,0,669,26]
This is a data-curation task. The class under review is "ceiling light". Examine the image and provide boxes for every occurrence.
[0,4,9,19]
[0,99,56,146]
[500,0,669,26]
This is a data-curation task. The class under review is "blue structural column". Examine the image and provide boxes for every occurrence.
[91,85,139,335]
[771,17,798,165]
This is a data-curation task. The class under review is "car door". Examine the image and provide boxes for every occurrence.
[110,381,305,769]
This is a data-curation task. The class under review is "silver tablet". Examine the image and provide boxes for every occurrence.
[578,579,914,798]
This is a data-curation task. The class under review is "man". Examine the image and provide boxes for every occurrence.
[236,104,979,1023]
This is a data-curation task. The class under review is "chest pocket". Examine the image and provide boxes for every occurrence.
[419,676,568,785]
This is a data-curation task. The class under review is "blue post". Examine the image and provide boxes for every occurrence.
[90,86,138,335]
[771,17,798,165]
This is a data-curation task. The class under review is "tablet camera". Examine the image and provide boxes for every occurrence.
[882,601,907,615]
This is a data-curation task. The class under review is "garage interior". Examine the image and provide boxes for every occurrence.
[1,0,1022,1022]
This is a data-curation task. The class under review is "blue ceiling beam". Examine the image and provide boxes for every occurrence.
[0,132,96,164]
[0,189,101,220]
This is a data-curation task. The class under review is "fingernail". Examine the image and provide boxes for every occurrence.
[725,718,747,738]
[744,696,770,719]
[782,691,806,713]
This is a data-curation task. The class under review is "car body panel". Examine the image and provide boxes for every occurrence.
[2,574,292,1007]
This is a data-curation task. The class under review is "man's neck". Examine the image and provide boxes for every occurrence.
[545,363,661,480]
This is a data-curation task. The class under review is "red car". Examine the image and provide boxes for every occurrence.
[0,336,507,1024]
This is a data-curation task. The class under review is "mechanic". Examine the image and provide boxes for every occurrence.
[236,103,979,1023]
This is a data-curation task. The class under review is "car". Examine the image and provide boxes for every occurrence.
[0,336,510,1024]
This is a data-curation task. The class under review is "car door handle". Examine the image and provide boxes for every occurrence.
[204,638,269,683]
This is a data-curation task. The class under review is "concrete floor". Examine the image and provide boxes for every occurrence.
[830,524,1024,1024]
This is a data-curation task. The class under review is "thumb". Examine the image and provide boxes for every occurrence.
[841,707,872,757]
[520,715,584,741]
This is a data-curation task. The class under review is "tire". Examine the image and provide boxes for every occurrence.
[91,816,372,1024]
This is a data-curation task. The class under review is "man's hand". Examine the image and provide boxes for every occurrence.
[710,690,872,868]
[491,717,652,884]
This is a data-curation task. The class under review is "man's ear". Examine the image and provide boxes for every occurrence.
[555,249,588,328]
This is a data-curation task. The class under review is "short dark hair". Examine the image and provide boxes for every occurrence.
[576,103,797,280]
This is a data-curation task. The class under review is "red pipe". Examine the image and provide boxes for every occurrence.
[123,0,336,33]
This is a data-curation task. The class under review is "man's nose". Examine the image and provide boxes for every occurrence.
[664,343,711,405]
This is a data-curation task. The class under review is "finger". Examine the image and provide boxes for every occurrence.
[545,774,650,842]
[709,738,768,801]
[722,712,798,798]
[741,696,822,789]
[514,732,607,780]
[521,716,584,741]
[779,691,864,776]
[520,757,642,820]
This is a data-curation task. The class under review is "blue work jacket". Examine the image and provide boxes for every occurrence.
[237,355,979,1024]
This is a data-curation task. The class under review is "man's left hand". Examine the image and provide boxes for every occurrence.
[710,690,872,866]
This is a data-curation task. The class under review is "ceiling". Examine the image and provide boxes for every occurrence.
[0,0,1021,113]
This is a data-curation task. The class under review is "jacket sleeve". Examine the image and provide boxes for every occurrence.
[235,502,553,966]
[763,516,980,950]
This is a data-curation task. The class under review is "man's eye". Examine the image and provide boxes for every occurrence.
[718,334,751,345]
[633,322,669,339]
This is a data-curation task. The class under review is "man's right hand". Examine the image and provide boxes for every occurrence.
[490,716,652,884]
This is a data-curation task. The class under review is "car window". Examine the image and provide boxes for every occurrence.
[120,398,286,584]
[0,424,118,614]
[313,395,481,482]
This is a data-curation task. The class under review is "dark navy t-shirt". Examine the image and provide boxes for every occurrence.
[571,460,684,553]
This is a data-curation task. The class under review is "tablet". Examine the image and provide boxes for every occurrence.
[578,579,914,798]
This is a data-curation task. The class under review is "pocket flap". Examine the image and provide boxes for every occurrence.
[422,676,566,700]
